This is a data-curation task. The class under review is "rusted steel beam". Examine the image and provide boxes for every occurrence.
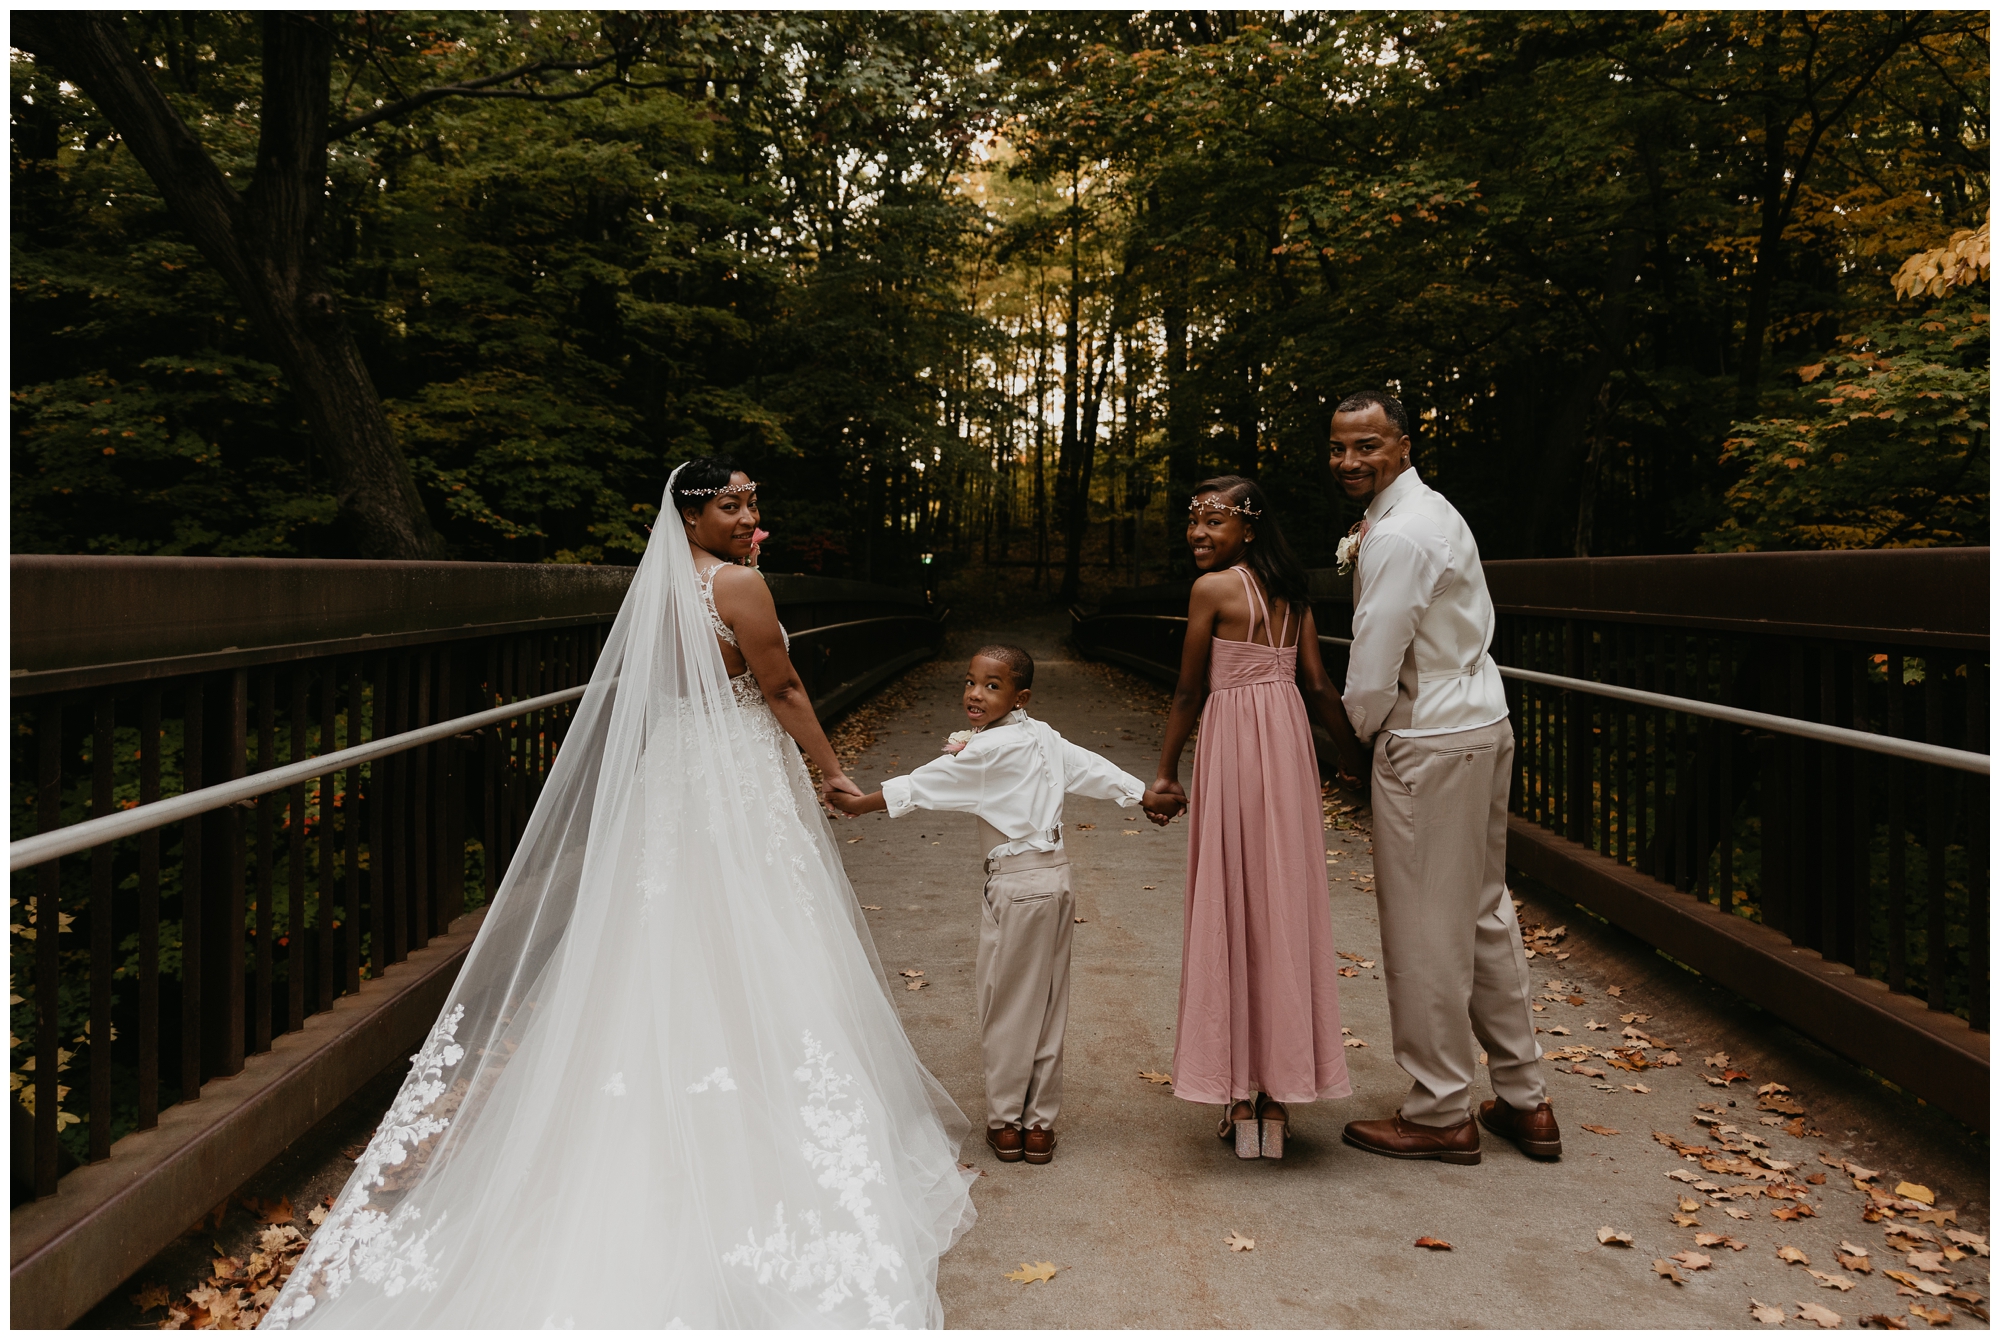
[1507,818,1988,1130]
[7,910,486,1331]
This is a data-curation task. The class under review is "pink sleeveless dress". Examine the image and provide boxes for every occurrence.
[1172,567,1351,1106]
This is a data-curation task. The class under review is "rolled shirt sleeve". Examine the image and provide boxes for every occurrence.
[1342,530,1438,745]
[1058,738,1146,808]
[881,750,998,819]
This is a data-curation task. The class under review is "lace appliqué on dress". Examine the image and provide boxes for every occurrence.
[263,1006,468,1326]
[721,1032,912,1327]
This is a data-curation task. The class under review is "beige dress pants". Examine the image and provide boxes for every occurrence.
[975,824,1075,1132]
[1370,716,1546,1126]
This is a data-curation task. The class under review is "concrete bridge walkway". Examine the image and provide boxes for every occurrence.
[82,617,1988,1329]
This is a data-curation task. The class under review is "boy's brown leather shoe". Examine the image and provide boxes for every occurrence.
[1022,1126,1057,1165]
[1341,1112,1481,1165]
[1479,1097,1563,1159]
[987,1125,1025,1162]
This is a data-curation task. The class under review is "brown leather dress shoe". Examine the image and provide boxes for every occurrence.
[1479,1097,1563,1160]
[1342,1112,1481,1165]
[987,1125,1025,1163]
[1022,1125,1057,1165]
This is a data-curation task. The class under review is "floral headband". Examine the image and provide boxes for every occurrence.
[679,480,759,498]
[1188,494,1261,519]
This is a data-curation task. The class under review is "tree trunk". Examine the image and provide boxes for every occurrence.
[1059,332,1112,604]
[15,12,446,559]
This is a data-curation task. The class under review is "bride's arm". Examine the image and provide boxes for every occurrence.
[711,565,859,795]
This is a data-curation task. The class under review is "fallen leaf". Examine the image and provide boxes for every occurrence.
[1415,1236,1452,1251]
[1773,1204,1817,1222]
[1807,1172,1826,1185]
[1779,1246,1812,1265]
[244,1196,293,1226]
[1810,1270,1858,1292]
[1839,1240,1871,1258]
[1621,1011,1654,1024]
[1570,1063,1605,1077]
[1568,994,1586,1006]
[1797,1301,1844,1329]
[847,836,863,844]
[1847,1161,1881,1182]
[1697,1234,1749,1252]
[1944,1229,1988,1255]
[1705,1052,1733,1068]
[1226,1231,1256,1252]
[905,979,929,991]
[1751,1300,1786,1325]
[1726,1208,1755,1220]
[1138,1070,1173,1084]
[1339,966,1359,977]
[1674,1250,1714,1271]
[1861,1314,1911,1329]
[1581,1123,1619,1136]
[1886,1271,1952,1297]
[859,904,882,911]
[1906,1252,1950,1275]
[1945,1287,1983,1305]
[1585,1019,1609,1031]
[132,1284,172,1312]
[1607,985,1623,997]
[1598,1227,1634,1247]
[1655,1051,1683,1066]
[1911,1206,1957,1227]
[1344,1036,1368,1048]
[1788,1117,1809,1138]
[1653,1258,1686,1284]
[1677,1195,1702,1212]
[1907,1304,1952,1326]
[1624,1082,1650,1092]
[1839,1254,1873,1274]
[1004,1261,1059,1285]
[1897,1182,1935,1205]
[1073,916,1088,923]
[1672,1213,1701,1227]
[1703,1075,1730,1087]
[1758,1093,1807,1116]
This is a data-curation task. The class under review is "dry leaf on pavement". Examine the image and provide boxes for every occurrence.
[1750,1300,1786,1325]
[1809,1270,1857,1291]
[1672,1213,1701,1228]
[1860,1315,1911,1329]
[1907,1303,1952,1326]
[1672,1251,1713,1272]
[1944,1230,1989,1255]
[905,979,929,991]
[899,968,924,977]
[1653,1259,1686,1284]
[1225,1231,1255,1252]
[1138,1071,1173,1084]
[1585,1019,1609,1031]
[1697,1234,1749,1252]
[847,836,863,843]
[1580,1123,1619,1136]
[1838,1253,1873,1273]
[1607,985,1623,996]
[1779,1246,1812,1265]
[1725,1208,1754,1220]
[1598,1227,1634,1247]
[1570,1063,1606,1077]
[1004,1261,1059,1285]
[1896,1182,1935,1205]
[131,1284,172,1312]
[1678,1196,1702,1213]
[1905,1252,1950,1275]
[1885,1270,1952,1297]
[1705,1052,1732,1068]
[1415,1236,1452,1251]
[1797,1301,1844,1329]
[1625,1082,1651,1092]
[243,1195,293,1226]
[1773,1204,1817,1222]
[1339,966,1360,977]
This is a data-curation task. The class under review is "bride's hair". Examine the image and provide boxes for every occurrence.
[1191,474,1311,608]
[669,455,745,523]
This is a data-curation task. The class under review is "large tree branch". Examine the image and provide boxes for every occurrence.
[10,12,245,265]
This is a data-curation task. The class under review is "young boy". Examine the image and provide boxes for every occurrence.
[827,645,1149,1165]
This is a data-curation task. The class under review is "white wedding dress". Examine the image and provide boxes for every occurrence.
[264,468,976,1328]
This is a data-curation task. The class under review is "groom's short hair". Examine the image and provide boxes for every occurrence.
[1334,390,1410,438]
[974,644,1035,690]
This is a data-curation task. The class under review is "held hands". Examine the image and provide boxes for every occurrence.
[1141,778,1188,826]
[820,772,864,815]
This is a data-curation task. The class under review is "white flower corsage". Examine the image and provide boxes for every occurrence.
[1336,520,1369,576]
[943,730,976,755]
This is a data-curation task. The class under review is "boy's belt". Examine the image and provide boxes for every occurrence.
[985,845,1069,877]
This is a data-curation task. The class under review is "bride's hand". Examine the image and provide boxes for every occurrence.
[820,773,863,803]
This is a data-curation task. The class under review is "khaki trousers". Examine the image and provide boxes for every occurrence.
[976,840,1075,1131]
[1370,717,1546,1126]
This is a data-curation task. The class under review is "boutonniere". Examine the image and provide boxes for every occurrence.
[943,729,976,755]
[1336,519,1370,576]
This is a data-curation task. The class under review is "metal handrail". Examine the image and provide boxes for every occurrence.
[10,685,589,873]
[1070,611,1988,775]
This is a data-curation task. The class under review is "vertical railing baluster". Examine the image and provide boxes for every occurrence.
[1786,643,1810,948]
[287,669,308,1032]
[317,665,338,1013]
[1694,643,1712,905]
[1885,652,1907,993]
[343,663,363,996]
[180,683,205,1100]
[482,641,500,907]
[1923,661,1947,1011]
[1717,642,1735,915]
[253,672,275,1054]
[369,657,388,982]
[222,669,248,1076]
[138,687,161,1129]
[89,694,116,1163]
[1967,658,1988,1032]
[1819,647,1839,961]
[389,654,410,965]
[1849,650,1871,979]
[34,703,63,1197]
[413,652,432,950]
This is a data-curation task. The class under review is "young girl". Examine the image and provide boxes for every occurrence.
[1149,476,1365,1159]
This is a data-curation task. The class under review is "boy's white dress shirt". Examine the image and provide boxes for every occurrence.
[881,709,1145,858]
[1343,467,1510,745]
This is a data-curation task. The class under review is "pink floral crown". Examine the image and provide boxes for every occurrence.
[1188,494,1261,519]
[679,480,759,498]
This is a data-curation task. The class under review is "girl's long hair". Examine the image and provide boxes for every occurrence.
[1191,474,1312,608]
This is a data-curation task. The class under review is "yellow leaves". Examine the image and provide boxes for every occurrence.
[1779,1246,1812,1266]
[1597,1226,1634,1247]
[1895,1181,1935,1205]
[1004,1261,1059,1285]
[1797,362,1827,383]
[1138,1070,1172,1085]
[1414,1236,1452,1251]
[1891,212,1989,300]
[1226,1231,1256,1251]
[1907,1303,1953,1326]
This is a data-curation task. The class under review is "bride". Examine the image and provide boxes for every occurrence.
[264,459,977,1328]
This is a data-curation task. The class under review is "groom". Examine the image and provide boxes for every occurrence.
[1328,391,1560,1165]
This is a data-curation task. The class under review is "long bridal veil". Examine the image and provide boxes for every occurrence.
[265,467,976,1328]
